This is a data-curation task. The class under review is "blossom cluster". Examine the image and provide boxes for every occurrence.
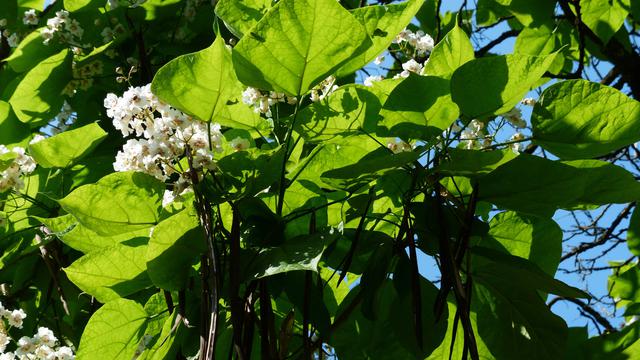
[0,18,19,48]
[40,10,84,46]
[104,84,224,188]
[241,88,297,119]
[0,302,74,359]
[395,28,435,55]
[62,61,104,97]
[0,146,37,194]
[309,75,338,102]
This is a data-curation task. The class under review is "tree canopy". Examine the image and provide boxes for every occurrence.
[1,0,640,359]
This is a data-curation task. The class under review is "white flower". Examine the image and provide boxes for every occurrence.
[34,344,54,358]
[54,346,75,360]
[6,33,19,48]
[501,107,526,128]
[521,97,537,106]
[162,190,175,208]
[229,137,250,152]
[35,327,57,347]
[7,309,27,328]
[0,331,9,353]
[415,34,434,54]
[23,9,38,25]
[0,19,7,27]
[0,352,15,360]
[374,54,385,65]
[509,132,526,153]
[15,336,35,355]
[363,75,384,87]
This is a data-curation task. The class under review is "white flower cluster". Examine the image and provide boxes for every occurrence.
[104,84,223,184]
[0,302,74,359]
[40,10,84,46]
[241,88,297,119]
[41,102,76,135]
[97,17,126,45]
[395,28,435,55]
[459,119,491,150]
[0,146,37,193]
[62,61,104,96]
[387,139,412,154]
[309,75,338,102]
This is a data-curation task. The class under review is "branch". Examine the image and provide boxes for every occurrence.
[475,30,520,57]
[548,296,616,333]
[561,203,635,261]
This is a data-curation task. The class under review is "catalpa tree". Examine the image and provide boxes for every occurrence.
[1,0,640,359]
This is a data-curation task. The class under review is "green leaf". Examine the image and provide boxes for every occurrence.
[214,0,273,38]
[438,148,517,176]
[493,0,556,26]
[77,299,148,359]
[65,243,151,303]
[484,211,562,275]
[584,321,640,359]
[29,123,107,168]
[472,246,589,298]
[4,29,63,73]
[423,23,475,78]
[473,280,569,360]
[580,0,628,43]
[62,224,150,254]
[0,101,30,147]
[64,0,104,12]
[478,154,640,216]
[377,74,459,140]
[232,0,371,96]
[450,53,556,118]
[146,205,205,290]
[241,232,328,281]
[336,0,423,77]
[294,85,382,142]
[9,49,72,124]
[321,150,418,191]
[531,79,640,160]
[59,172,164,236]
[330,280,447,359]
[151,37,263,130]
[627,206,640,257]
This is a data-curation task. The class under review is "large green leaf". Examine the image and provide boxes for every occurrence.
[484,211,562,275]
[493,0,556,26]
[9,49,71,124]
[478,154,640,216]
[531,79,640,159]
[450,53,556,118]
[232,0,371,96]
[472,246,588,298]
[336,0,423,76]
[377,74,459,140]
[580,0,628,43]
[64,0,105,12]
[77,299,148,359]
[241,233,328,281]
[65,243,151,303]
[146,205,205,290]
[294,85,382,142]
[4,29,63,73]
[29,123,107,168]
[423,23,475,78]
[0,101,30,147]
[214,0,273,38]
[330,280,447,359]
[627,206,640,257]
[438,148,517,176]
[59,172,164,236]
[151,37,263,130]
[473,280,569,360]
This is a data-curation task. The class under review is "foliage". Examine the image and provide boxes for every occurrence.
[1,0,640,359]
